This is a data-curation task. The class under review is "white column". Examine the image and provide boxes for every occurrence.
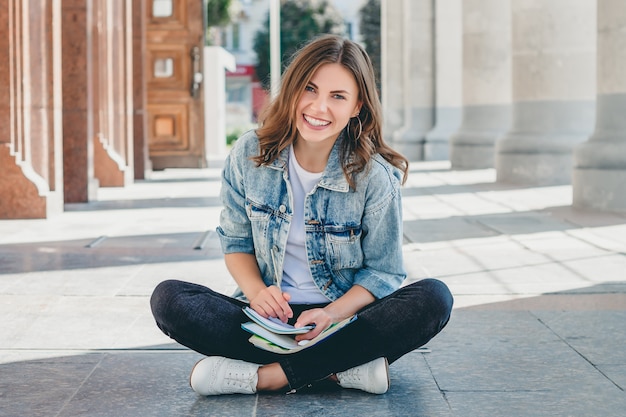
[573,0,626,211]
[449,0,512,169]
[204,46,235,167]
[496,0,597,185]
[383,0,435,161]
[381,0,404,144]
[423,0,462,161]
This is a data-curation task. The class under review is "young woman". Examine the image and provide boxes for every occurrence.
[150,34,453,395]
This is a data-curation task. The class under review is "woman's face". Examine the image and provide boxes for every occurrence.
[295,63,361,147]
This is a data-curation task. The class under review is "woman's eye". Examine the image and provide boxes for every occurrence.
[333,94,346,100]
[305,85,315,92]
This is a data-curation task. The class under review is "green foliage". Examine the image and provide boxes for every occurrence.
[253,0,345,89]
[226,129,241,146]
[359,0,381,90]
[206,0,232,27]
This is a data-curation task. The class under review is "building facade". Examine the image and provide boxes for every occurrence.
[2,0,625,218]
[382,0,626,211]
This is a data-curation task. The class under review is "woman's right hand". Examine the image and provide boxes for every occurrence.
[249,285,293,323]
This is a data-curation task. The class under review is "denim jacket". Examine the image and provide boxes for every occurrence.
[217,130,406,302]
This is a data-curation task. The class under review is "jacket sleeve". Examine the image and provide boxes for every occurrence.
[216,136,255,255]
[351,161,406,299]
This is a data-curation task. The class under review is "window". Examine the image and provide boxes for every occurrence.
[153,0,173,18]
[154,58,174,78]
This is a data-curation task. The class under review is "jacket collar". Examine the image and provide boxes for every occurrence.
[266,131,350,193]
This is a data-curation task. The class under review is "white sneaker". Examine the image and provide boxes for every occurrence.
[336,357,389,394]
[189,357,260,395]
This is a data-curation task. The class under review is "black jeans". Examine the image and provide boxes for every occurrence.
[150,278,453,390]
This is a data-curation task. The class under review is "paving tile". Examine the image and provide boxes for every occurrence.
[445,387,626,417]
[55,351,219,417]
[459,293,626,311]
[532,311,626,367]
[560,254,626,284]
[0,353,104,417]
[0,295,60,349]
[2,296,151,350]
[118,259,236,297]
[403,217,500,244]
[425,310,626,417]
[597,364,626,392]
[511,231,609,261]
[405,239,539,277]
[16,350,452,417]
[426,311,574,392]
[475,212,574,235]
[0,267,140,297]
[1,162,625,417]
[439,262,593,296]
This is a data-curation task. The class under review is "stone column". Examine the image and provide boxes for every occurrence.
[496,0,597,185]
[381,0,405,144]
[391,0,435,161]
[573,0,626,211]
[423,0,462,161]
[449,0,512,169]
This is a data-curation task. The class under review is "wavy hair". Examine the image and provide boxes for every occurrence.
[253,34,408,188]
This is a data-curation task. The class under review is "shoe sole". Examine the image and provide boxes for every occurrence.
[372,357,390,394]
[189,358,204,389]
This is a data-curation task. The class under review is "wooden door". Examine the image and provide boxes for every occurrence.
[146,0,205,169]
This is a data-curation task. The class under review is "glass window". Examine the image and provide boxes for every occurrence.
[153,0,173,18]
[232,23,241,50]
[154,58,174,78]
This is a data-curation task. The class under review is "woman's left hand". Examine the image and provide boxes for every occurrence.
[293,308,336,342]
[293,285,375,342]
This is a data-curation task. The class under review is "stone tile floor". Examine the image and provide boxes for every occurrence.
[1,161,625,416]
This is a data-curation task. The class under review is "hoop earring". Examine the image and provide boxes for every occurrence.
[352,117,362,141]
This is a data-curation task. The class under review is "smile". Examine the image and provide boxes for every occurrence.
[303,115,331,127]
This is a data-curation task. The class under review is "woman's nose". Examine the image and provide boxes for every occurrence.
[311,96,328,112]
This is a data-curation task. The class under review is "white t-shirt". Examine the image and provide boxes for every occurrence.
[281,145,329,304]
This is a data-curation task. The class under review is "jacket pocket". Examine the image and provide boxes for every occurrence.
[245,199,272,256]
[326,225,363,270]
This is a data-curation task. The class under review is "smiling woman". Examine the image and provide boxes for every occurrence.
[150,34,453,397]
[294,63,361,172]
[253,34,409,189]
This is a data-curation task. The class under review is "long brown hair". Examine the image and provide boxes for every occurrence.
[253,34,408,188]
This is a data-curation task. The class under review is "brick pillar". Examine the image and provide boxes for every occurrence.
[62,0,98,203]
[573,0,626,211]
[0,0,63,219]
[0,2,11,147]
[449,0,512,169]
[132,0,150,179]
[93,0,133,188]
[496,0,597,185]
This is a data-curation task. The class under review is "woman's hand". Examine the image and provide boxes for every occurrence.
[249,285,293,323]
[294,285,375,342]
[293,308,335,342]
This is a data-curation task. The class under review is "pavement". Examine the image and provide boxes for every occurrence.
[1,160,625,417]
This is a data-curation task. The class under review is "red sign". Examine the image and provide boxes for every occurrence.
[227,65,256,77]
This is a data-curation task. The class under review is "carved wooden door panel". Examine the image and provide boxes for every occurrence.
[146,0,205,169]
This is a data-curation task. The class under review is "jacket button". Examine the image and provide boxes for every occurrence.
[279,205,286,213]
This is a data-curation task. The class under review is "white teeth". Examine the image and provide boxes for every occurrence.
[304,115,330,127]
